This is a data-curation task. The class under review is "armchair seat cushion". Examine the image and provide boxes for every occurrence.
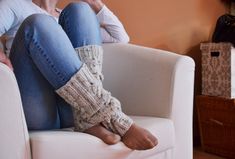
[30,116,175,159]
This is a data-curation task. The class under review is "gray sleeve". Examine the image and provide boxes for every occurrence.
[0,1,15,36]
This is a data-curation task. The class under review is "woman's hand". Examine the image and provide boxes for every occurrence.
[81,0,104,13]
[0,50,13,70]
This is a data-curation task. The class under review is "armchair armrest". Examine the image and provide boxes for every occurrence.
[103,43,195,117]
[0,63,31,159]
[102,43,195,159]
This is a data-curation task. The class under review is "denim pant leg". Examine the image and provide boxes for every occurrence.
[57,2,102,128]
[59,2,102,47]
[10,14,82,130]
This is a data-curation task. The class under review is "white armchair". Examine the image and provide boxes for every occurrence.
[0,43,195,159]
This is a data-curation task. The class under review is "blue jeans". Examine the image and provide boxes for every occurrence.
[9,2,102,130]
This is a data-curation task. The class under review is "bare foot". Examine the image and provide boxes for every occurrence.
[84,124,121,145]
[122,123,158,150]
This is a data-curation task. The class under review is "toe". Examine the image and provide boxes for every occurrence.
[147,133,158,146]
[105,134,121,145]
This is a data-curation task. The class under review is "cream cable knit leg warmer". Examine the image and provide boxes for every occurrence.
[73,45,104,130]
[56,64,133,135]
[56,64,105,121]
[75,45,133,136]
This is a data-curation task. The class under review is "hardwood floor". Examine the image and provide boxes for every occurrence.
[193,148,225,159]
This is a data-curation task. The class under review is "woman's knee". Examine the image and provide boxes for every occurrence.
[21,14,57,31]
[63,2,93,15]
[60,2,96,23]
[59,2,101,47]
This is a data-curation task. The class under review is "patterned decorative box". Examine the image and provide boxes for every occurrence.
[200,42,235,98]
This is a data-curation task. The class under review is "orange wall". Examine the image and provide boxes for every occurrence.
[58,0,228,144]
[58,0,227,54]
[102,0,227,54]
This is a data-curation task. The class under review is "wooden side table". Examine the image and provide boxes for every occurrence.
[196,95,235,159]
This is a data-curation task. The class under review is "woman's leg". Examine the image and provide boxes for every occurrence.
[57,2,102,129]
[58,2,158,150]
[10,14,82,130]
[10,13,121,145]
[58,2,121,144]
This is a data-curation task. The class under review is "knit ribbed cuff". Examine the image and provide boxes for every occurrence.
[113,113,133,136]
[75,45,103,59]
[55,64,101,120]
[75,45,103,72]
[100,97,134,136]
[104,112,133,137]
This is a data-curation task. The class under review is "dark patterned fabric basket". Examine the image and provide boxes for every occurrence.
[197,95,235,159]
[200,43,235,98]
